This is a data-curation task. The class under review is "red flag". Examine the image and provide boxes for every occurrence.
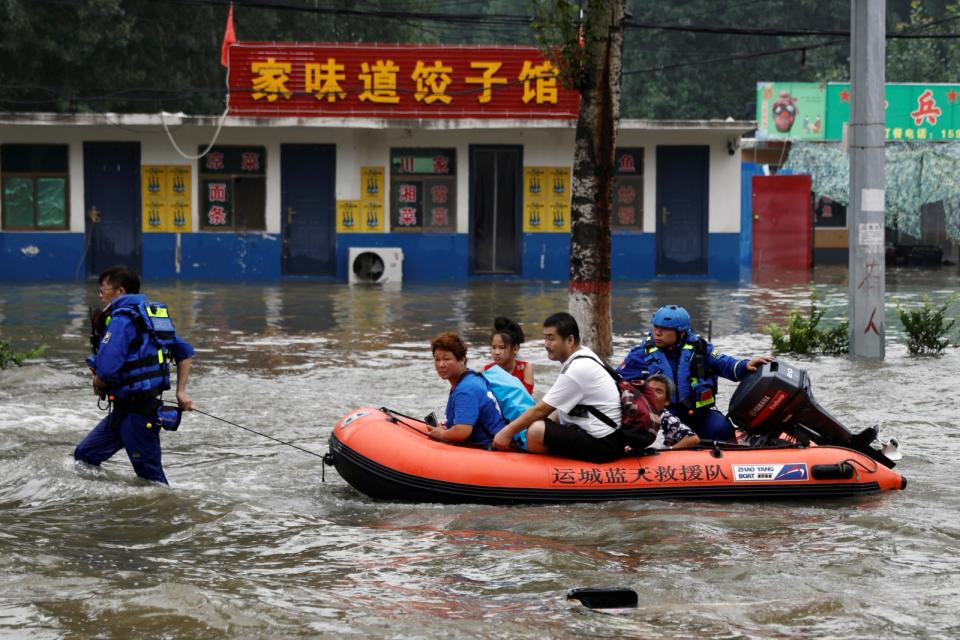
[220,3,236,68]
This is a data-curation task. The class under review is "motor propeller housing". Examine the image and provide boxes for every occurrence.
[727,360,897,468]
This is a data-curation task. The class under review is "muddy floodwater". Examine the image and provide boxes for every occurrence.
[1,267,959,638]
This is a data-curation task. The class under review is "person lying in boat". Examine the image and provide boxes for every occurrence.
[428,332,507,449]
[644,373,700,451]
[492,312,625,463]
[616,305,770,442]
[484,316,535,394]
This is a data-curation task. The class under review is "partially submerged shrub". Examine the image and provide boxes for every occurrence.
[897,295,958,355]
[765,295,849,355]
[0,339,47,370]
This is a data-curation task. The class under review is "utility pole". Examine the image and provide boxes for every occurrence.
[848,0,886,358]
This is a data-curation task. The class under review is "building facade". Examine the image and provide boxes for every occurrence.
[1,44,752,282]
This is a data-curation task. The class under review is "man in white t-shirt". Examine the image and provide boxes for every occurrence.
[492,312,625,463]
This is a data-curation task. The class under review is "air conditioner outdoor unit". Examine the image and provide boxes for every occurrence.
[348,247,403,284]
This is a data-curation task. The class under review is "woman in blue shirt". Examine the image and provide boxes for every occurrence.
[427,332,506,448]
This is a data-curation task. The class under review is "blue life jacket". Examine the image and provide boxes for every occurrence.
[107,301,179,398]
[617,331,720,412]
[481,365,535,421]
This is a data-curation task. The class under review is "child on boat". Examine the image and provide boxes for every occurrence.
[484,316,535,394]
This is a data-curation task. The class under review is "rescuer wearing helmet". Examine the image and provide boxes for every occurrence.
[74,266,195,485]
[615,305,770,441]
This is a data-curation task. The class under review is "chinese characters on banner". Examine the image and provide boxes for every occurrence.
[141,165,192,233]
[549,462,729,486]
[199,147,265,230]
[227,43,579,119]
[827,83,960,141]
[523,167,570,233]
[337,166,386,233]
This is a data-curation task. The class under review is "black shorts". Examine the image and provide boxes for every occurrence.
[543,418,626,463]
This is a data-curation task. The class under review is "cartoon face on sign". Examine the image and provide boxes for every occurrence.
[772,91,798,133]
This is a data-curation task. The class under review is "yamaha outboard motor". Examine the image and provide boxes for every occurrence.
[727,360,896,468]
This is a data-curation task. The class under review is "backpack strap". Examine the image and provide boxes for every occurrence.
[562,354,621,431]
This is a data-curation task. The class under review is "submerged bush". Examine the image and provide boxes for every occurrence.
[897,295,958,355]
[765,295,849,355]
[0,340,47,370]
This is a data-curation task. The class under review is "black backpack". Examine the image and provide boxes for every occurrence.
[564,355,661,450]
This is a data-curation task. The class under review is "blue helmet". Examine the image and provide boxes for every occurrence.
[651,305,691,333]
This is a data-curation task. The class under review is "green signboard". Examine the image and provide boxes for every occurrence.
[758,81,960,142]
[756,82,827,140]
[826,83,960,142]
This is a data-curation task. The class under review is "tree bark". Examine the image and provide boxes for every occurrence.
[568,0,625,359]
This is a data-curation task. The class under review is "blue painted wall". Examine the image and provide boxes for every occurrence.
[1,230,743,282]
[708,233,741,280]
[143,233,282,281]
[522,234,569,281]
[336,233,470,282]
[613,232,656,279]
[0,232,86,280]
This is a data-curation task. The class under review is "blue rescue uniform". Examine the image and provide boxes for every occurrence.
[74,293,194,484]
[616,332,749,441]
[444,371,507,448]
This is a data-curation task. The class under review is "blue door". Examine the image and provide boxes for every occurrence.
[656,146,708,275]
[83,142,141,277]
[281,144,336,276]
[469,145,522,274]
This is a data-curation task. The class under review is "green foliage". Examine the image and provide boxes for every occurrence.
[529,0,587,91]
[765,295,849,355]
[0,340,47,370]
[0,0,954,118]
[0,0,441,114]
[887,1,960,84]
[896,295,958,355]
[530,0,619,92]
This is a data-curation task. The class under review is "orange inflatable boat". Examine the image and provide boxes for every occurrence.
[326,362,906,504]
[327,407,905,504]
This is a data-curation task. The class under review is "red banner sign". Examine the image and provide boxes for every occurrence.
[227,43,580,119]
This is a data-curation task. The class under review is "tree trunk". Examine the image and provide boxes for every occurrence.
[568,0,625,360]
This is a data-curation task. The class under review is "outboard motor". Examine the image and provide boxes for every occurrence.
[727,360,896,468]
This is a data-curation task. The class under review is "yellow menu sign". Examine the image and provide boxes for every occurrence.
[523,166,570,233]
[338,166,385,233]
[142,165,192,232]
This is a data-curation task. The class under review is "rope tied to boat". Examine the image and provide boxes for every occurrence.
[161,399,330,467]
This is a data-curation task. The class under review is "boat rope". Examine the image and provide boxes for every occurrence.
[843,456,880,473]
[161,400,327,461]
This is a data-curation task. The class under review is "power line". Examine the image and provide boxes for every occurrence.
[29,0,960,39]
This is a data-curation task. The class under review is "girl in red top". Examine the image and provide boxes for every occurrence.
[483,316,535,394]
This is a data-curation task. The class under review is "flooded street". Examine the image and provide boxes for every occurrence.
[1,267,959,638]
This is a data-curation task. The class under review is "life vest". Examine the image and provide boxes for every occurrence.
[635,332,719,412]
[105,301,178,398]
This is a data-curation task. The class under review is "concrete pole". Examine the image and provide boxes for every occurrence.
[848,0,886,358]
